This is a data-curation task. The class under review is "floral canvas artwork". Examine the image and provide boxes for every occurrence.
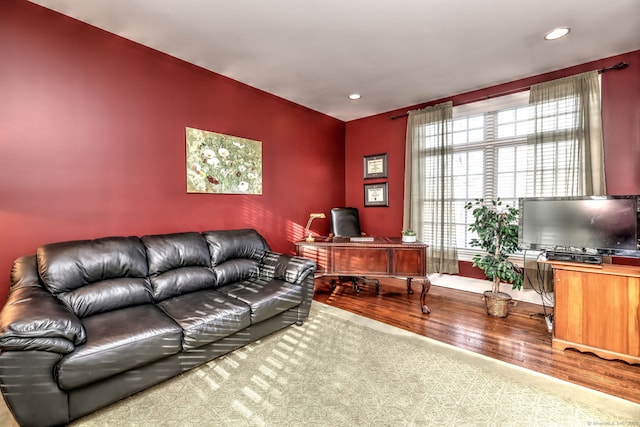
[186,127,262,194]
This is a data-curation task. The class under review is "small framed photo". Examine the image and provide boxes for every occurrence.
[364,182,389,207]
[363,153,388,179]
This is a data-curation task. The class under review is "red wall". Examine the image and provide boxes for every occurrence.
[346,50,640,240]
[2,1,639,303]
[0,1,345,303]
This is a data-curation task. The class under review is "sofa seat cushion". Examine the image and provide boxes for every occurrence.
[218,278,303,324]
[157,289,250,351]
[57,304,182,390]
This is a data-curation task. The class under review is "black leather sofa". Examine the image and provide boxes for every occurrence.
[0,229,316,427]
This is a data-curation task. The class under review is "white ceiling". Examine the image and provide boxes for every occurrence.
[28,0,640,121]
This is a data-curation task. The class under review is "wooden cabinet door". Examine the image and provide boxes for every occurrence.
[554,269,640,358]
[392,247,426,276]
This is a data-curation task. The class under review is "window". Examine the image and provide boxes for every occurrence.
[419,91,585,250]
[410,72,603,269]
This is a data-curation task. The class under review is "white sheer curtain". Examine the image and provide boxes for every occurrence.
[525,71,605,291]
[404,101,459,274]
[526,70,606,196]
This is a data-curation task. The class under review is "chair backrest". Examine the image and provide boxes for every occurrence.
[330,207,362,237]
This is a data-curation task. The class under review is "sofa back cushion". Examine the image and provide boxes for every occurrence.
[203,229,269,287]
[10,254,42,290]
[142,232,216,301]
[37,236,152,318]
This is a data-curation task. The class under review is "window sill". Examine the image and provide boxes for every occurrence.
[457,248,538,268]
[428,273,552,306]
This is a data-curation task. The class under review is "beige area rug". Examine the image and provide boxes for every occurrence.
[1,301,638,426]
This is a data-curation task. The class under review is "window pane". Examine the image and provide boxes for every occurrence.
[498,109,515,124]
[498,123,515,138]
[558,113,574,130]
[557,97,576,114]
[541,116,556,132]
[468,115,484,128]
[515,145,528,173]
[424,123,438,135]
[453,201,467,223]
[468,176,483,198]
[497,172,515,198]
[453,118,467,132]
[424,135,438,147]
[468,129,484,142]
[498,147,515,172]
[541,102,557,116]
[516,120,533,136]
[453,176,468,197]
[467,150,484,174]
[455,224,469,248]
[516,106,533,121]
[515,171,529,197]
[453,131,468,145]
[453,152,467,175]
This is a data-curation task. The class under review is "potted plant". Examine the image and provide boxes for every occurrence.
[401,229,417,243]
[464,199,523,317]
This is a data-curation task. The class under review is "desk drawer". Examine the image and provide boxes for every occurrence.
[332,247,389,275]
[393,248,426,276]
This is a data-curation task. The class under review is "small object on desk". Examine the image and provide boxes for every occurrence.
[304,212,326,242]
[349,236,375,242]
[401,229,417,243]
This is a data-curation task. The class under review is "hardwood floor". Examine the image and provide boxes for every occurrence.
[312,276,640,405]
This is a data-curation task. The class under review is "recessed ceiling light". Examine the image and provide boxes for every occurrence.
[544,27,570,41]
[348,93,361,100]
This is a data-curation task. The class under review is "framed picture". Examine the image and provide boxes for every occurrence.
[364,182,388,207]
[363,153,388,179]
[186,127,262,194]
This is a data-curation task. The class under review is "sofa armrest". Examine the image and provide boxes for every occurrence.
[260,251,316,285]
[0,286,86,354]
[260,251,316,323]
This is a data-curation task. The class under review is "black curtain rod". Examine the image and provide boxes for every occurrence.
[389,62,629,120]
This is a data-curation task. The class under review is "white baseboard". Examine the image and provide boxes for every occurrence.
[428,273,554,307]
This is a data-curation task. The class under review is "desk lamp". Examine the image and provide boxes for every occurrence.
[305,213,326,242]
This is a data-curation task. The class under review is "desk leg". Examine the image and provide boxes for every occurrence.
[419,278,432,314]
[406,278,414,294]
[407,277,432,314]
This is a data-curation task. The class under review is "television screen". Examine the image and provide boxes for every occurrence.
[518,196,639,256]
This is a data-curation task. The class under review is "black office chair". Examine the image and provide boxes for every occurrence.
[329,207,380,294]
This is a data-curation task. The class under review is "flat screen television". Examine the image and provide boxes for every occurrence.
[518,195,640,262]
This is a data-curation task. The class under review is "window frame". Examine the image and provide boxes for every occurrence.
[421,90,585,258]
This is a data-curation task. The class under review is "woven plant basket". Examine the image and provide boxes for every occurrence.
[483,290,512,318]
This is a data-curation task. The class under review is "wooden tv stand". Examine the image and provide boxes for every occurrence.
[549,261,640,364]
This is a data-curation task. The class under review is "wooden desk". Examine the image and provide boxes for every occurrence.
[295,237,431,314]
